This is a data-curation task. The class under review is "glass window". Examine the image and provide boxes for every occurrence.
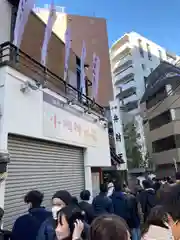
[147,43,152,60]
[144,76,148,88]
[142,64,146,70]
[149,110,172,131]
[152,135,176,153]
[138,39,144,58]
[158,50,163,60]
[146,86,167,109]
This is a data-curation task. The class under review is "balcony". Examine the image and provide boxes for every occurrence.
[116,87,136,100]
[0,41,104,116]
[114,67,134,86]
[120,79,135,92]
[111,53,132,72]
[113,60,133,75]
[111,44,131,61]
[124,100,138,112]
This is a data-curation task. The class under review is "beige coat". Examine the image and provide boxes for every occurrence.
[141,225,173,240]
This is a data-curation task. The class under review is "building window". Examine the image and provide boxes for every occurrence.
[142,64,146,70]
[144,76,148,88]
[152,135,176,153]
[146,86,167,109]
[138,39,144,58]
[149,110,172,131]
[158,49,163,61]
[147,43,152,60]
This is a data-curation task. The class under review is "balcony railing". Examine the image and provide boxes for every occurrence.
[116,86,136,100]
[114,70,134,86]
[0,41,104,116]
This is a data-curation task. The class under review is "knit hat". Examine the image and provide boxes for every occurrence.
[52,190,73,205]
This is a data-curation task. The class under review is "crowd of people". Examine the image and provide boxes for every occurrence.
[1,172,180,240]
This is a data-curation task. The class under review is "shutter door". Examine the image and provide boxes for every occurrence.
[4,135,84,229]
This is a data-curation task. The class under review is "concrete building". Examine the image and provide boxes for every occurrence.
[0,0,114,229]
[35,5,113,107]
[109,32,178,162]
[141,61,180,177]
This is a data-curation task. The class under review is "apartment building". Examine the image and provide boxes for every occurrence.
[141,61,180,177]
[109,32,177,161]
[35,6,113,107]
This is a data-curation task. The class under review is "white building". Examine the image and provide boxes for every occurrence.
[110,31,178,161]
[0,0,111,229]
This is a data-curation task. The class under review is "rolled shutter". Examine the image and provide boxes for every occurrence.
[4,134,84,229]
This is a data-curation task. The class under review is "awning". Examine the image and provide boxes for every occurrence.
[141,61,180,103]
[110,148,124,165]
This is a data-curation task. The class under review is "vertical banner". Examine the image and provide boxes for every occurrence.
[64,26,71,81]
[13,0,35,48]
[92,53,100,101]
[41,1,57,66]
[80,40,86,95]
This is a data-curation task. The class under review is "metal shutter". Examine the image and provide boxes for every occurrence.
[4,134,84,229]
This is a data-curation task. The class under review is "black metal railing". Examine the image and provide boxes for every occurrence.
[0,41,104,116]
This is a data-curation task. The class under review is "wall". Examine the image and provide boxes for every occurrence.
[0,0,12,44]
[36,10,113,107]
[20,11,76,82]
[0,65,111,206]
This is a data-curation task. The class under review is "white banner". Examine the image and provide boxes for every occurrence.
[13,0,35,48]
[64,26,71,81]
[41,1,57,66]
[92,53,100,100]
[80,41,86,95]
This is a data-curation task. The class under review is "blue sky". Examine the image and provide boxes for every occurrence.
[37,0,180,54]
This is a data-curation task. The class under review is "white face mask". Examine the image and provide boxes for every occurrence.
[52,206,62,220]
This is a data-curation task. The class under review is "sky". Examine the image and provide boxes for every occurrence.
[37,0,180,54]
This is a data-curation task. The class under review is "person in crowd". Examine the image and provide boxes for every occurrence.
[72,197,79,206]
[153,179,161,193]
[0,207,11,240]
[138,180,157,222]
[37,190,73,240]
[163,184,180,240]
[175,172,180,184]
[79,190,95,224]
[107,179,114,197]
[127,194,141,240]
[141,205,171,240]
[167,176,174,184]
[92,183,114,216]
[111,182,129,222]
[55,204,85,240]
[11,190,50,240]
[89,214,130,240]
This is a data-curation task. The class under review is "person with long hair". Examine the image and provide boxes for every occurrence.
[55,205,85,240]
[89,215,130,240]
[141,205,172,240]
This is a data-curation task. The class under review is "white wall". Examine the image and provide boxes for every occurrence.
[0,66,111,206]
[0,0,12,43]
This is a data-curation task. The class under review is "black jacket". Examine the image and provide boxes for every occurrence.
[92,193,114,216]
[138,189,157,221]
[79,201,95,224]
[111,191,129,222]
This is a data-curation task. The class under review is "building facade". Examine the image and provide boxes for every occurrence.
[0,0,112,229]
[35,6,113,107]
[110,32,178,162]
[141,62,180,177]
